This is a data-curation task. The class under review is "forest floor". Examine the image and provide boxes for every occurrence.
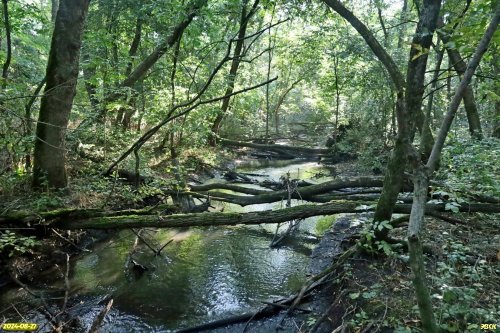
[308,209,499,332]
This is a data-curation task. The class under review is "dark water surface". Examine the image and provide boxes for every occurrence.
[1,159,333,332]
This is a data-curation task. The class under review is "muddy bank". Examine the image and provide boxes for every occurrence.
[306,214,366,333]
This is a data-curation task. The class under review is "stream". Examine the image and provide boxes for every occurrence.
[0,159,337,332]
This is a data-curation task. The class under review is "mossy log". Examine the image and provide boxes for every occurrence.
[0,204,180,224]
[49,201,499,230]
[219,137,330,157]
[183,177,390,206]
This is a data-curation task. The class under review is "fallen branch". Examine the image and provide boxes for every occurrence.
[184,176,389,206]
[0,204,180,224]
[48,201,499,230]
[219,137,330,156]
[88,299,113,333]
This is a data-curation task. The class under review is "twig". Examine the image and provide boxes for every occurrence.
[51,228,90,252]
[308,290,347,333]
[88,299,113,333]
[279,245,358,326]
[131,228,158,254]
[156,239,174,256]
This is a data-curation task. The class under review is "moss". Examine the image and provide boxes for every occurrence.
[315,215,337,235]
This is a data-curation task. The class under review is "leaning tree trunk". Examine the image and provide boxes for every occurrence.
[33,0,90,188]
[445,47,483,140]
[374,0,442,240]
[407,7,499,332]
[210,0,259,145]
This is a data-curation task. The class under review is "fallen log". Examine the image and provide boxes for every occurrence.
[0,204,180,224]
[186,177,389,206]
[189,183,269,195]
[219,137,330,157]
[50,201,499,230]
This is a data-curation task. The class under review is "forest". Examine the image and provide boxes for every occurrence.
[0,0,499,332]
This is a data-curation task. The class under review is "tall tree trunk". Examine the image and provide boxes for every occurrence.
[424,46,444,135]
[121,0,207,89]
[1,0,11,89]
[397,0,408,49]
[376,0,442,234]
[444,46,483,139]
[210,0,260,145]
[0,0,13,172]
[82,52,100,113]
[265,3,276,143]
[51,0,59,23]
[274,78,302,135]
[24,77,47,170]
[33,0,90,189]
[493,59,500,138]
[408,7,499,331]
[169,38,182,158]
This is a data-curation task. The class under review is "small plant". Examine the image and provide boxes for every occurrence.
[359,220,396,256]
[0,230,38,257]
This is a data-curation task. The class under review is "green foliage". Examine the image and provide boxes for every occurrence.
[432,240,500,332]
[0,231,38,257]
[315,215,336,235]
[438,137,500,197]
[359,220,397,256]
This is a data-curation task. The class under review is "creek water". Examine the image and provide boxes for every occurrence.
[0,159,336,332]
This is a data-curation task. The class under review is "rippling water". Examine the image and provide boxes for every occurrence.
[0,159,332,332]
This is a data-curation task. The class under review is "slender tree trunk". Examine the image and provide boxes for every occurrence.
[51,0,59,22]
[408,6,499,331]
[493,60,500,138]
[125,17,143,78]
[374,0,442,236]
[24,77,47,170]
[406,0,442,159]
[274,79,302,135]
[82,52,100,113]
[169,39,181,157]
[375,0,388,44]
[424,46,444,143]
[121,0,207,89]
[397,0,408,49]
[210,0,260,145]
[265,3,275,143]
[1,0,11,89]
[33,0,91,189]
[444,46,483,139]
[0,0,13,172]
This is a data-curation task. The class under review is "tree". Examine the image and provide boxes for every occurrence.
[321,0,442,239]
[209,0,260,145]
[32,0,90,188]
[407,6,499,331]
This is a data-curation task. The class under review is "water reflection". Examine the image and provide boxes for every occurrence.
[0,159,334,332]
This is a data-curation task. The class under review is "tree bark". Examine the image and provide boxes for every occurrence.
[445,47,483,139]
[274,78,302,134]
[406,0,442,159]
[407,6,499,332]
[24,77,47,169]
[33,0,90,188]
[120,0,207,89]
[426,47,444,129]
[1,0,12,89]
[210,0,259,145]
[219,137,330,156]
[51,0,59,23]
[373,0,441,235]
[187,176,387,205]
[493,59,500,138]
[48,201,500,230]
[321,0,440,233]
